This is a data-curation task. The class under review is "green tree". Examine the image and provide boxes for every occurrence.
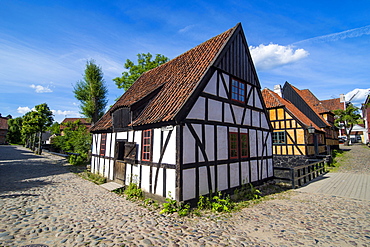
[333,104,361,146]
[21,111,39,149]
[48,122,61,135]
[113,53,169,91]
[51,120,91,165]
[34,103,54,154]
[74,60,108,124]
[6,117,23,144]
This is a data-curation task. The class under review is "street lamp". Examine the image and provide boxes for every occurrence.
[308,124,315,134]
[308,124,318,157]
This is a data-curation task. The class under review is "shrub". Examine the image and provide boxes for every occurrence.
[124,183,144,200]
[160,192,190,216]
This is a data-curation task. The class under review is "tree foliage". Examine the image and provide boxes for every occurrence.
[113,53,169,91]
[51,120,91,165]
[48,122,61,135]
[6,117,23,144]
[333,104,361,145]
[74,60,108,124]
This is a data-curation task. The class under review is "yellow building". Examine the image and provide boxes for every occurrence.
[262,88,325,166]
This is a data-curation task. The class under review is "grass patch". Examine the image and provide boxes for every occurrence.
[78,171,106,185]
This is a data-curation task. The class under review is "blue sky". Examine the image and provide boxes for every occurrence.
[1,0,369,123]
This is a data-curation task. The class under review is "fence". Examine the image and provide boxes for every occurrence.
[273,159,326,189]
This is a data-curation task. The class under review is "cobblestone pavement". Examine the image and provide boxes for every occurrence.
[1,145,370,247]
[335,144,370,174]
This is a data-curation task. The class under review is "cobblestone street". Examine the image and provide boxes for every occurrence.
[1,145,369,247]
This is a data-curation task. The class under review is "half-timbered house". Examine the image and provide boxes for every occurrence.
[281,82,339,153]
[262,88,324,166]
[90,23,273,202]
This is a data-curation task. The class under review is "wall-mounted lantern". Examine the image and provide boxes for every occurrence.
[307,124,315,134]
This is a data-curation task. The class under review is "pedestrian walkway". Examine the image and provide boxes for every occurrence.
[297,172,370,200]
[297,144,370,201]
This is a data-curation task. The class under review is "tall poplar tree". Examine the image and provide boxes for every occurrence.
[74,60,108,124]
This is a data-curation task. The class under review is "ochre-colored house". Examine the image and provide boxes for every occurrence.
[262,88,324,166]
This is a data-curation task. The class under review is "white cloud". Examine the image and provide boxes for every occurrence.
[17,106,33,114]
[294,25,370,45]
[51,109,79,116]
[30,84,53,93]
[250,43,309,70]
[345,88,370,106]
[178,25,196,33]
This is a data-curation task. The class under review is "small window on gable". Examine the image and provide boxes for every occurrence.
[231,78,245,103]
[142,130,152,161]
[272,131,286,144]
[100,133,107,156]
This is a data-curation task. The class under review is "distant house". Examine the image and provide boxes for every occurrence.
[0,116,8,144]
[60,118,91,135]
[321,96,346,138]
[262,88,324,166]
[361,94,370,144]
[280,83,339,152]
[90,23,273,202]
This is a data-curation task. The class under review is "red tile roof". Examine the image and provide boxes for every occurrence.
[60,118,91,130]
[320,98,345,111]
[262,88,321,131]
[91,24,239,131]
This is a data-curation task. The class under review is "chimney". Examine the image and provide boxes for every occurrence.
[274,84,282,97]
[339,94,345,103]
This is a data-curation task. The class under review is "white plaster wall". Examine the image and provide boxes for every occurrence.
[249,129,257,158]
[205,125,214,161]
[116,131,128,140]
[96,134,101,156]
[241,161,250,184]
[261,114,269,130]
[203,71,217,95]
[258,130,264,157]
[199,166,215,195]
[134,131,142,160]
[187,96,205,120]
[232,105,244,125]
[182,169,196,201]
[166,169,176,199]
[152,128,161,163]
[268,159,273,177]
[141,166,151,192]
[255,90,263,109]
[105,133,112,158]
[92,134,97,155]
[266,133,272,156]
[252,110,260,128]
[219,73,229,99]
[261,159,267,179]
[243,109,251,126]
[217,164,228,191]
[208,99,222,122]
[230,163,239,188]
[98,157,105,175]
[217,126,228,160]
[152,167,163,196]
[183,125,195,164]
[192,124,204,163]
[161,128,176,165]
[248,87,254,106]
[250,160,258,182]
[224,104,234,124]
